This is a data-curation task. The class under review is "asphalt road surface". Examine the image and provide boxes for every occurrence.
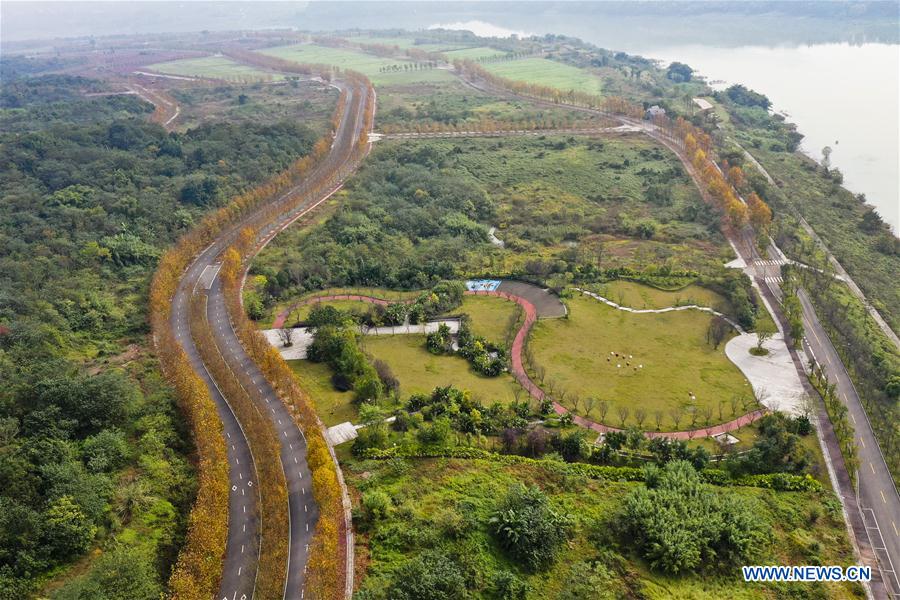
[169,75,368,600]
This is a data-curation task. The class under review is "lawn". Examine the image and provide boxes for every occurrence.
[288,360,358,426]
[347,457,859,599]
[588,280,730,312]
[529,294,755,431]
[448,295,521,344]
[148,55,281,81]
[361,334,523,405]
[482,57,602,95]
[258,44,453,85]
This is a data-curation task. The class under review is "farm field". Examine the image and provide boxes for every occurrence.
[482,57,603,95]
[258,43,453,85]
[361,334,523,405]
[347,457,860,599]
[342,35,455,51]
[529,294,755,430]
[148,55,281,81]
[444,46,514,61]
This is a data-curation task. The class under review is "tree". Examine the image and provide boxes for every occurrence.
[40,495,96,560]
[617,406,630,427]
[666,62,693,83]
[706,315,730,349]
[277,327,294,347]
[753,320,776,355]
[490,484,572,572]
[622,461,767,574]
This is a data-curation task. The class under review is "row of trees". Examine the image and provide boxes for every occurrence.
[148,60,361,598]
[211,73,376,599]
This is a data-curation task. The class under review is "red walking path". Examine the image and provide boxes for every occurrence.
[274,288,767,439]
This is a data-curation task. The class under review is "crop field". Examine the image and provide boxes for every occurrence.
[258,44,453,85]
[529,294,754,430]
[361,334,523,405]
[443,46,514,61]
[148,55,281,81]
[348,457,859,599]
[482,57,603,95]
[342,35,455,51]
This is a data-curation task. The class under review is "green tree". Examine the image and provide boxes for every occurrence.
[489,484,572,571]
[622,461,767,574]
[40,495,96,560]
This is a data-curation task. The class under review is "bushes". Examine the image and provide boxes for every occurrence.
[357,446,822,491]
[489,484,572,571]
[621,461,768,574]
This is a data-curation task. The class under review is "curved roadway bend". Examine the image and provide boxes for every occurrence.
[171,77,368,600]
[172,265,259,600]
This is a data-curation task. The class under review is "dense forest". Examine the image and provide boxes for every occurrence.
[0,74,320,597]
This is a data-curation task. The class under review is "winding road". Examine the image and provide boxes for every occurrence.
[169,74,370,600]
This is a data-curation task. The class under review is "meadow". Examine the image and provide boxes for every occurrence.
[528,294,754,430]
[148,55,281,81]
[482,57,603,95]
[258,44,453,85]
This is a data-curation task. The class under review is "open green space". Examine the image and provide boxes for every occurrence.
[259,287,421,328]
[258,44,453,85]
[148,55,281,81]
[289,360,359,426]
[342,35,454,52]
[529,294,754,430]
[448,295,520,344]
[444,46,513,61]
[481,57,603,95]
[588,280,729,311]
[169,80,337,133]
[361,334,522,405]
[347,457,859,599]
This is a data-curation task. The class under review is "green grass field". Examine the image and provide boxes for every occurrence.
[361,334,522,405]
[588,280,729,312]
[482,57,602,95]
[530,294,754,430]
[258,44,453,85]
[342,35,454,52]
[348,457,859,599]
[288,360,358,426]
[449,295,520,344]
[444,46,513,61]
[148,56,281,81]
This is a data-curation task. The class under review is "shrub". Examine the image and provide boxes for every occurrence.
[489,484,572,571]
[621,461,767,574]
[387,550,469,600]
